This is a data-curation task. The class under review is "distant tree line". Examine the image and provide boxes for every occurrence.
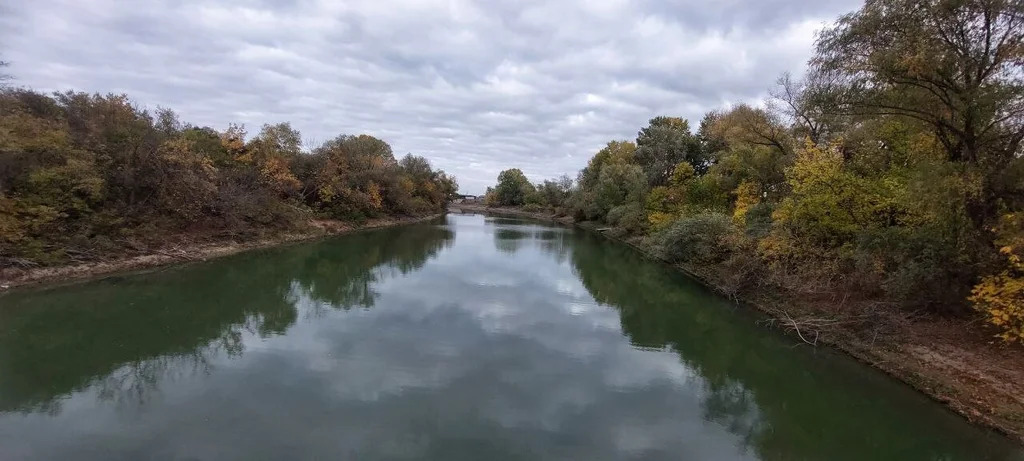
[487,0,1024,343]
[0,89,457,267]
[483,169,574,211]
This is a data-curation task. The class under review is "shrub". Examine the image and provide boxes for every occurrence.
[719,249,763,296]
[743,202,774,238]
[971,248,1024,343]
[607,203,646,235]
[655,212,732,264]
[970,213,1024,343]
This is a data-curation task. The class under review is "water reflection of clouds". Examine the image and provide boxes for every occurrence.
[225,213,755,459]
[4,214,1018,460]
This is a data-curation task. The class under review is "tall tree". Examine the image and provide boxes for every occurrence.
[578,141,636,190]
[635,116,705,185]
[494,168,534,206]
[814,0,1024,166]
[771,72,846,144]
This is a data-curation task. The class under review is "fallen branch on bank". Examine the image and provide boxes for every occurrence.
[760,310,874,346]
[1,257,40,269]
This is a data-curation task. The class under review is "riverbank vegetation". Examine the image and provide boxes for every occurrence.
[0,87,457,269]
[485,0,1024,344]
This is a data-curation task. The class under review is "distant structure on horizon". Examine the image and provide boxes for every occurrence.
[452,194,479,204]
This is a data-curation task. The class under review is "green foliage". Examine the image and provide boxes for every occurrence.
[772,142,877,246]
[743,202,774,238]
[654,212,732,264]
[561,141,648,222]
[493,168,534,206]
[606,203,647,235]
[635,116,706,184]
[593,162,647,220]
[536,174,574,209]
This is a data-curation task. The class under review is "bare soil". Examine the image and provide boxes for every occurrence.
[0,214,442,290]
[456,203,1024,443]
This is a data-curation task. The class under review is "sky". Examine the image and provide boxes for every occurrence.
[0,0,861,195]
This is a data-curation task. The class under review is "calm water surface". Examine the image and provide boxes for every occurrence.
[0,213,1021,460]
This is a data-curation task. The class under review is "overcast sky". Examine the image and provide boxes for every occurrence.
[0,0,861,194]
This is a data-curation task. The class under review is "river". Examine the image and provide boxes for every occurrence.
[0,213,1020,460]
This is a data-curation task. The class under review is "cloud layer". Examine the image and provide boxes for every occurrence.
[0,0,860,193]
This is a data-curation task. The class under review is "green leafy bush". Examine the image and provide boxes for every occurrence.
[655,212,731,264]
[606,203,646,235]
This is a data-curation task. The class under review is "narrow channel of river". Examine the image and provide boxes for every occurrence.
[0,213,1020,460]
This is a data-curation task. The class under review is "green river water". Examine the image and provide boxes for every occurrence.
[0,213,1020,460]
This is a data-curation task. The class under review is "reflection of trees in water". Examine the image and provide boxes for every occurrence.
[287,225,454,310]
[488,218,575,260]
[0,223,453,414]
[486,217,533,255]
[566,232,1010,461]
[493,228,529,254]
[534,229,573,263]
[484,217,526,226]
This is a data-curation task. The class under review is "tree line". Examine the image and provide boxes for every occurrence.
[486,0,1024,343]
[0,87,457,267]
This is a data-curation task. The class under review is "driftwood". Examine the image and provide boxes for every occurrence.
[1,257,39,269]
[760,310,873,346]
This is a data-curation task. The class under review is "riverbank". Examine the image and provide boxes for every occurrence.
[0,213,443,290]
[450,204,575,225]
[455,203,1024,443]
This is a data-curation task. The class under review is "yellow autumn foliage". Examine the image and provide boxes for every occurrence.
[260,156,301,195]
[367,182,383,211]
[970,214,1024,343]
[732,180,760,227]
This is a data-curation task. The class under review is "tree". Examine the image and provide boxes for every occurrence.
[592,161,648,231]
[814,0,1024,167]
[698,112,729,157]
[0,87,459,266]
[154,107,182,139]
[771,72,846,144]
[537,174,574,208]
[771,142,878,246]
[399,154,433,181]
[635,116,706,185]
[151,138,219,220]
[573,141,642,220]
[340,134,396,166]
[579,141,636,190]
[494,168,534,206]
[435,171,459,202]
[251,123,302,160]
[706,105,792,158]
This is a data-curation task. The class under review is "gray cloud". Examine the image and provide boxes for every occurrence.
[0,0,860,194]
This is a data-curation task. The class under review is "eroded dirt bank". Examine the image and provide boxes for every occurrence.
[1,214,443,290]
